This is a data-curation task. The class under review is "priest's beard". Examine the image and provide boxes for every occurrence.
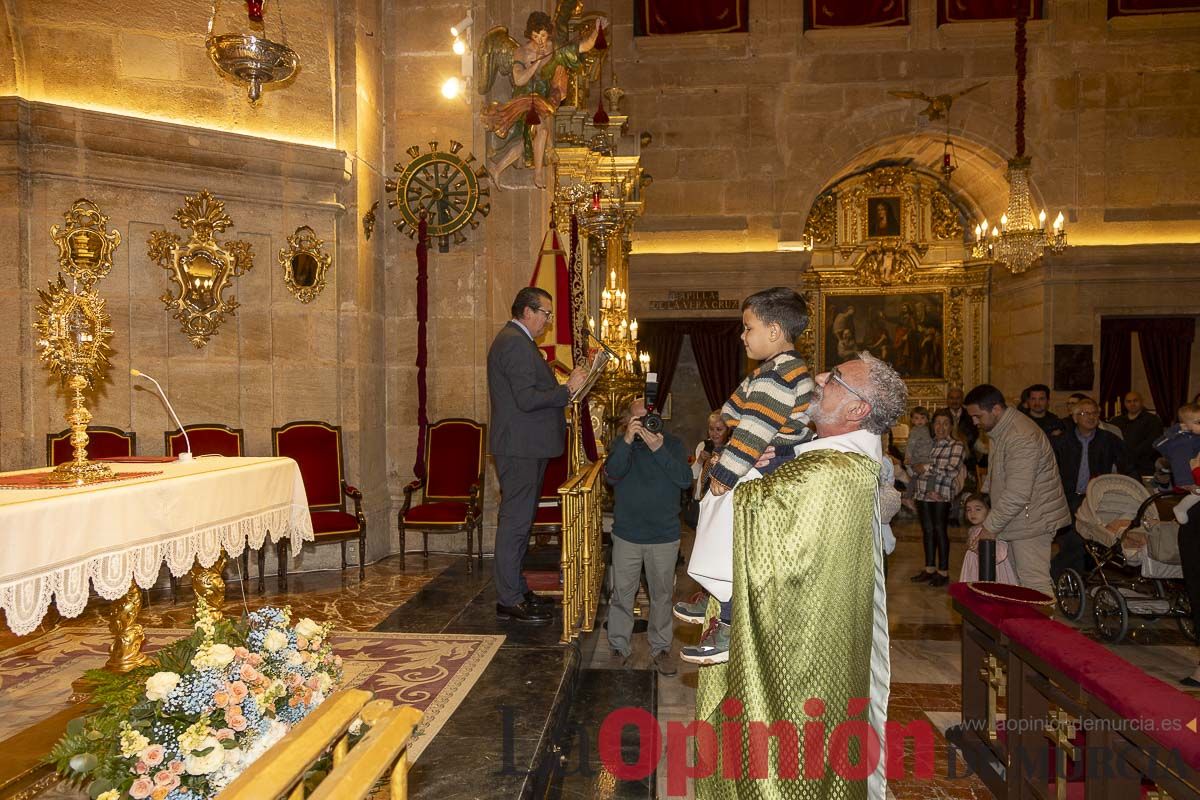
[807,384,852,429]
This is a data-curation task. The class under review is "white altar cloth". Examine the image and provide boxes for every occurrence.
[0,457,313,635]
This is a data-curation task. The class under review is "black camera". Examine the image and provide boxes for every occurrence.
[636,372,664,434]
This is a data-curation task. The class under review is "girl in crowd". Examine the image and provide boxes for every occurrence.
[958,494,1018,584]
[910,409,967,587]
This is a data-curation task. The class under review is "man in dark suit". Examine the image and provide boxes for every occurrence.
[1050,398,1137,579]
[488,287,587,623]
[938,386,978,459]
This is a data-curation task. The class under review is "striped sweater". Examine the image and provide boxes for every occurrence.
[708,350,815,492]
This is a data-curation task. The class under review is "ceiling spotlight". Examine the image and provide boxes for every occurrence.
[450,15,472,38]
[441,77,463,99]
[452,36,466,55]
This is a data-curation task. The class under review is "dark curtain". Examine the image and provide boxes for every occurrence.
[1099,319,1133,419]
[1108,0,1200,18]
[938,0,1042,24]
[690,321,748,411]
[805,0,908,29]
[638,321,686,401]
[634,0,749,35]
[1137,317,1196,425]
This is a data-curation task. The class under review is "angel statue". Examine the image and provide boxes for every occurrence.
[478,3,607,189]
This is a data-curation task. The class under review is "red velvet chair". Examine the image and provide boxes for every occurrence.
[398,419,486,569]
[165,424,259,593]
[272,421,367,587]
[46,425,136,466]
[164,423,244,458]
[531,430,572,544]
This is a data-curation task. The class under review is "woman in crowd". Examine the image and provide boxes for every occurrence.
[910,409,967,587]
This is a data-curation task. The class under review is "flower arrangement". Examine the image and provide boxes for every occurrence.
[49,601,342,800]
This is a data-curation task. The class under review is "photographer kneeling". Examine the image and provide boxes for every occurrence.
[605,396,693,676]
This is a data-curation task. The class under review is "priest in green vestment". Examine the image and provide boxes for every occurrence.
[695,353,908,800]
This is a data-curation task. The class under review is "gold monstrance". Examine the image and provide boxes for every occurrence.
[35,277,115,484]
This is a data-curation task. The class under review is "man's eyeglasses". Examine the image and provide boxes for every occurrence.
[828,365,871,406]
[533,307,553,319]
[1074,410,1098,419]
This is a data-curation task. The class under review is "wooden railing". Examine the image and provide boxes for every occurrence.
[218,689,422,800]
[558,458,606,644]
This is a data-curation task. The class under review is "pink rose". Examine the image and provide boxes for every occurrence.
[333,655,343,667]
[247,653,263,667]
[233,646,250,659]
[215,728,235,741]
[213,690,230,708]
[296,635,308,650]
[227,713,248,732]
[135,761,148,774]
[154,770,180,789]
[239,664,259,682]
[286,673,303,689]
[306,676,320,691]
[141,744,165,768]
[229,681,249,703]
[129,777,155,799]
[168,760,185,776]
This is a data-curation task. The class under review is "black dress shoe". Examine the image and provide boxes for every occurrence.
[496,601,552,623]
[910,570,934,583]
[524,591,554,607]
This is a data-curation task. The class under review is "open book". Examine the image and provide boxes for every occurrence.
[570,348,614,402]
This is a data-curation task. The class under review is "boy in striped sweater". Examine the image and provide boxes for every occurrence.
[677,286,815,665]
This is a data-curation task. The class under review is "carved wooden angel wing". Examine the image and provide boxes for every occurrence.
[476,26,521,95]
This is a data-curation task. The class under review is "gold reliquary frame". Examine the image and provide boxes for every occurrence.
[50,199,122,287]
[148,190,253,348]
[279,225,332,304]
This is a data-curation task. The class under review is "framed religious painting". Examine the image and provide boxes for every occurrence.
[866,196,903,238]
[823,290,946,379]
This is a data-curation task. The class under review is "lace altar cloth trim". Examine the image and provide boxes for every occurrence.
[0,502,314,636]
[0,470,163,489]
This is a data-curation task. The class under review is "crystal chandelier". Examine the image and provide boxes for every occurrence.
[973,3,1066,273]
[206,0,299,103]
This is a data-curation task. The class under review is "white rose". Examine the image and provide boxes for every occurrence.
[223,746,244,767]
[184,737,226,775]
[207,643,235,668]
[263,629,288,652]
[294,618,322,640]
[285,650,305,667]
[97,791,120,800]
[315,672,333,694]
[144,671,181,701]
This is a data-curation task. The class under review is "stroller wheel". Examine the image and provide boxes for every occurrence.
[1177,592,1198,643]
[1093,585,1129,644]
[1055,569,1088,622]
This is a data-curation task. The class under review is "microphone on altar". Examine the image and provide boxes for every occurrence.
[130,369,193,462]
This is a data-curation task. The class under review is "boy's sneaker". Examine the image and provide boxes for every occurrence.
[680,620,731,665]
[672,593,708,625]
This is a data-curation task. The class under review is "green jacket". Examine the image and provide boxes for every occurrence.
[605,431,692,544]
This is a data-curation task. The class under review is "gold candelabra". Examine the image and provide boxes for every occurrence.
[590,267,649,378]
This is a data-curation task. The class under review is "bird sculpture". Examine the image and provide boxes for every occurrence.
[889,82,988,121]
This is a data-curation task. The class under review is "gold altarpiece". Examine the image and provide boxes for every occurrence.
[800,166,991,410]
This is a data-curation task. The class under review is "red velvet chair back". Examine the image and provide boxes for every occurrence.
[424,419,486,501]
[165,424,244,458]
[47,426,136,466]
[272,421,345,509]
[539,429,572,500]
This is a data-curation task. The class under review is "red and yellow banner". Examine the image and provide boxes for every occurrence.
[529,224,574,371]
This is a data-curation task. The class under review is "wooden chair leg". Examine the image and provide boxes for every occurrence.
[466,524,473,569]
[476,518,484,568]
[169,573,179,603]
[398,519,406,570]
[359,528,366,581]
[241,550,250,589]
[258,547,266,594]
[423,533,429,560]
[278,540,289,592]
[341,541,348,572]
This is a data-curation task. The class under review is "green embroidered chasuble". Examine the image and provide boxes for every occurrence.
[696,449,884,799]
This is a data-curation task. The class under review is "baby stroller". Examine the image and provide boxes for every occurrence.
[1053,474,1195,644]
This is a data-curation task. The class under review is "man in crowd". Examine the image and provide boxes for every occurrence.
[1051,397,1136,578]
[604,398,692,676]
[939,386,979,468]
[1109,391,1164,476]
[696,353,906,800]
[965,384,1071,595]
[487,287,587,624]
[1022,383,1067,439]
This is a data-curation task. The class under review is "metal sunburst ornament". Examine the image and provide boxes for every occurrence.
[34,276,116,485]
[385,140,490,252]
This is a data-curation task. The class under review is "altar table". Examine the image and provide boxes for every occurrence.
[0,456,313,637]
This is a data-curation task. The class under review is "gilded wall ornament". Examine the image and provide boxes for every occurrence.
[50,199,122,287]
[279,225,331,304]
[148,190,254,348]
[854,243,918,285]
[931,190,964,240]
[385,141,490,252]
[362,200,379,241]
[803,192,836,244]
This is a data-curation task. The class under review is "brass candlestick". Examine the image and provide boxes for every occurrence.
[34,276,115,485]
